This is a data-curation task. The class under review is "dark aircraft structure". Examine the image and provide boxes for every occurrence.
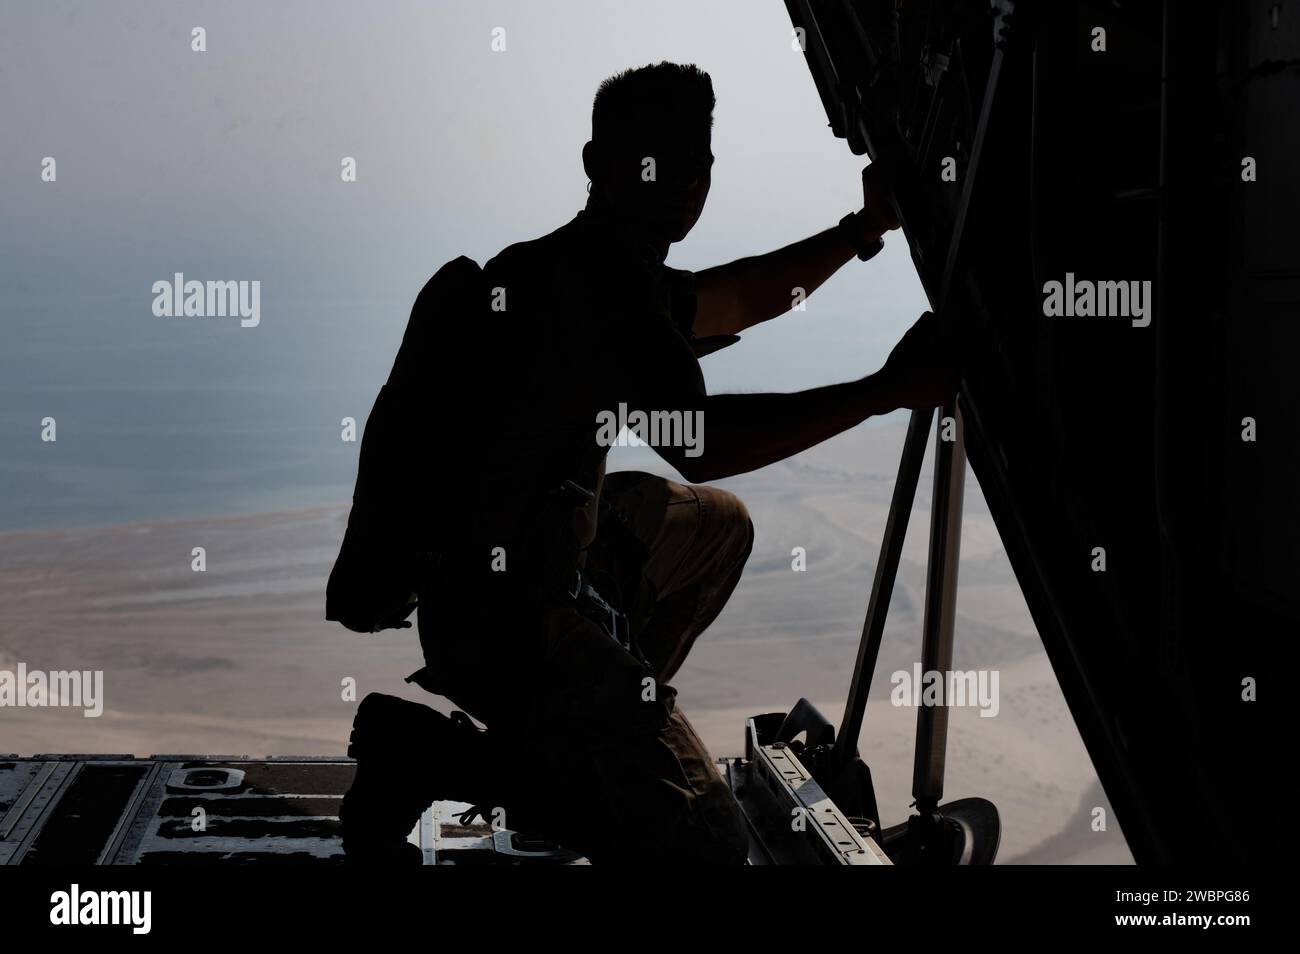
[768,0,1288,865]
[1,0,1288,864]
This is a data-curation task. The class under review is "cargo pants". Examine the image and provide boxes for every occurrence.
[415,472,754,864]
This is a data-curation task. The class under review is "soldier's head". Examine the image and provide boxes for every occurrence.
[582,62,715,249]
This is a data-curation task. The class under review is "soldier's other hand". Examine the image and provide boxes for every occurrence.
[875,310,961,410]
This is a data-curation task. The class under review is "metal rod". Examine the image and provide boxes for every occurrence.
[912,401,967,811]
[832,407,935,771]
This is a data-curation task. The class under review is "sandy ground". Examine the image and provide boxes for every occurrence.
[0,421,1132,863]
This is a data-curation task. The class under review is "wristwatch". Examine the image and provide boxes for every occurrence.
[839,211,886,262]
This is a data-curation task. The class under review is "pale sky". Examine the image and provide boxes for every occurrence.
[0,0,930,527]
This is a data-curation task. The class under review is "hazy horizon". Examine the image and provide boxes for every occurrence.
[1,0,930,532]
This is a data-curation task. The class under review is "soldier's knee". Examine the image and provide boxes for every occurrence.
[704,487,755,567]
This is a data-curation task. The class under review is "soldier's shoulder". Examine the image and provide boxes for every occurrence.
[484,215,585,278]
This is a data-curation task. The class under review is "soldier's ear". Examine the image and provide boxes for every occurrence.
[582,140,606,186]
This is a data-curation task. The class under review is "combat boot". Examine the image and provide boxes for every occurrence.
[339,692,497,865]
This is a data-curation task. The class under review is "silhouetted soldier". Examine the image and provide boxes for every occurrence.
[332,61,958,864]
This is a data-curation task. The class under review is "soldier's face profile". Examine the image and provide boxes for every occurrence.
[603,126,713,244]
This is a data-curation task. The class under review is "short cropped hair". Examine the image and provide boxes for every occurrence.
[591,61,715,146]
